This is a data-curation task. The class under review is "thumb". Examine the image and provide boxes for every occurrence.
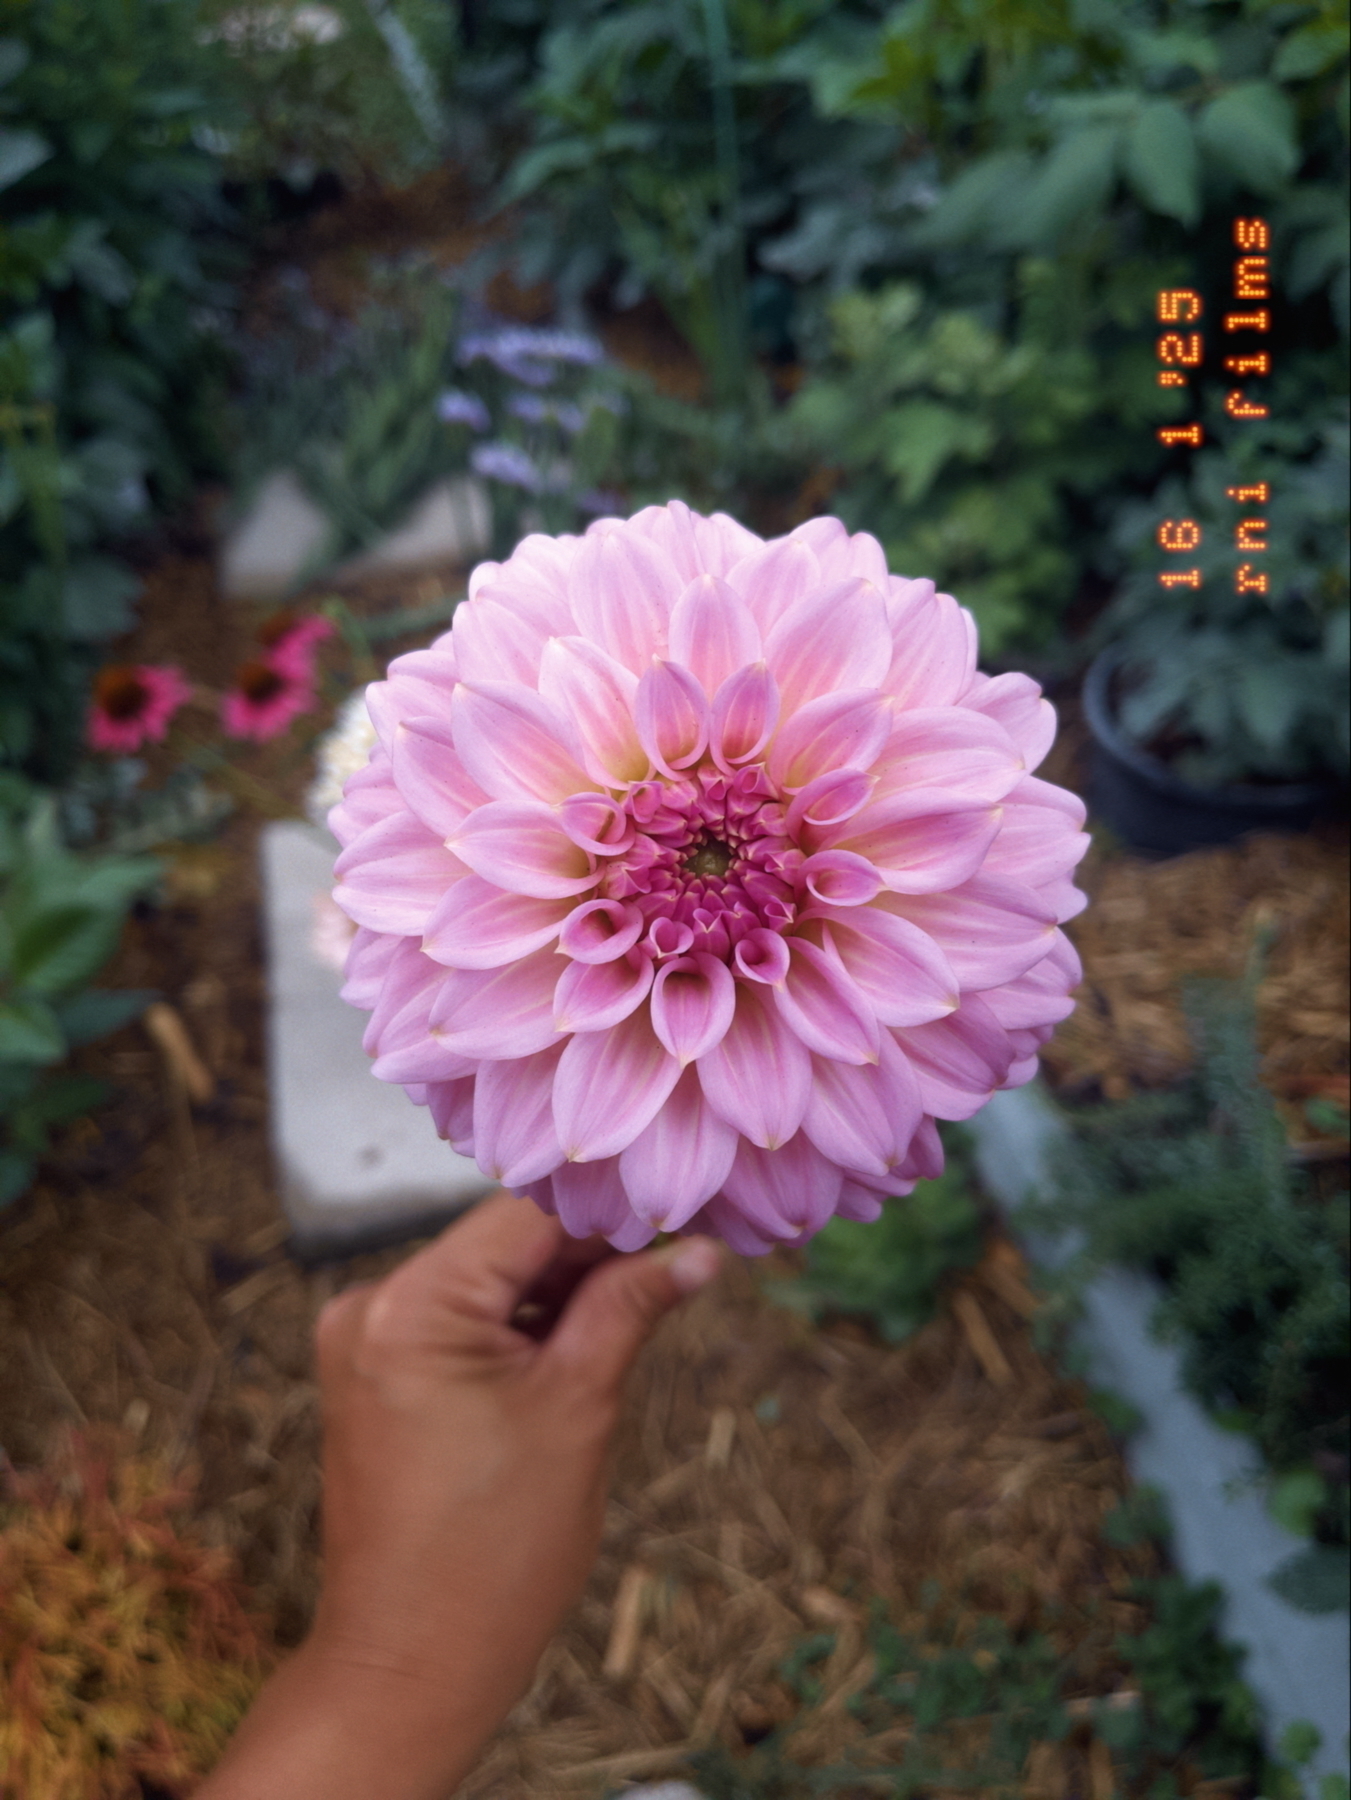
[542,1237,721,1397]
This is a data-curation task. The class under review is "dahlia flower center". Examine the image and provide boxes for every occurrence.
[684,835,734,880]
[95,669,149,721]
[597,767,799,960]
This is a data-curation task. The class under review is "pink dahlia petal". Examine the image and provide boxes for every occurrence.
[726,536,820,633]
[697,981,810,1149]
[371,991,477,1085]
[618,1066,738,1230]
[801,1033,924,1178]
[767,688,893,793]
[538,636,647,785]
[870,708,1024,806]
[391,717,492,840]
[787,517,888,589]
[836,1183,888,1222]
[762,578,891,713]
[557,898,645,963]
[882,874,1056,990]
[450,799,597,898]
[635,659,709,776]
[733,927,791,986]
[802,908,957,1028]
[669,573,761,694]
[650,953,736,1065]
[427,948,562,1059]
[568,528,678,672]
[372,650,459,740]
[979,930,1082,1030]
[334,813,471,936]
[835,793,1000,894]
[798,849,884,908]
[340,926,402,1009]
[709,662,780,771]
[553,948,654,1033]
[784,768,875,838]
[961,671,1056,772]
[551,1157,656,1248]
[981,775,1090,920]
[329,754,401,847]
[893,997,1014,1120]
[452,595,551,688]
[721,1131,844,1240]
[882,586,977,711]
[451,682,590,804]
[773,937,880,1064]
[422,878,573,970]
[426,1076,477,1150]
[552,1008,682,1162]
[472,1045,566,1186]
[558,794,635,856]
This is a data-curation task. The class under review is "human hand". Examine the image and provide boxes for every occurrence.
[199,1193,720,1800]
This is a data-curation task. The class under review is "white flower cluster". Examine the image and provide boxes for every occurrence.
[306,689,376,830]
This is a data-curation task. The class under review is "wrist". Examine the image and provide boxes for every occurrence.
[200,1633,491,1800]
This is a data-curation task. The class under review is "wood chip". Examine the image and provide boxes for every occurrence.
[602,1564,650,1679]
[951,1289,1013,1386]
[143,1001,216,1104]
[704,1404,736,1470]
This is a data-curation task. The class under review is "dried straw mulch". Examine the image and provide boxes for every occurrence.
[1044,828,1349,1128]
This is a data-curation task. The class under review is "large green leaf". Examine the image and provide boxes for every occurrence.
[1124,100,1200,225]
[10,904,123,997]
[0,996,64,1065]
[1273,19,1350,82]
[0,126,51,192]
[1267,1544,1351,1615]
[1012,126,1121,248]
[1197,83,1299,194]
[55,988,155,1047]
[882,401,993,503]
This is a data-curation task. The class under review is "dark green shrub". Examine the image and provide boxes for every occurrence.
[1037,980,1350,1580]
[0,775,157,1207]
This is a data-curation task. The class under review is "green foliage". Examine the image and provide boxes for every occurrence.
[770,1139,984,1342]
[0,777,157,1207]
[197,0,453,187]
[682,1573,1267,1797]
[0,0,235,784]
[781,0,1348,658]
[1036,979,1350,1578]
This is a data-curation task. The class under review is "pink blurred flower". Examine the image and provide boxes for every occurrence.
[330,504,1089,1254]
[221,655,316,742]
[256,610,335,678]
[87,664,193,753]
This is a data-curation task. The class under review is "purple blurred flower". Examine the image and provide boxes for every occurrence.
[458,326,606,388]
[470,441,544,491]
[437,389,490,431]
[507,394,586,434]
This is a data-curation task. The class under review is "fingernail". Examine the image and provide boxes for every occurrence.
[661,1237,721,1295]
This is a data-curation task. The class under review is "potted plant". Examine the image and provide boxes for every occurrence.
[1084,415,1347,855]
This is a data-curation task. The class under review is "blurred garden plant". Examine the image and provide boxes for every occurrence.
[1037,979,1350,1609]
[234,264,629,561]
[772,1131,985,1343]
[0,1428,270,1798]
[0,779,157,1207]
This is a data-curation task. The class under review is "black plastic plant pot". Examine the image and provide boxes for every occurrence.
[1081,650,1337,857]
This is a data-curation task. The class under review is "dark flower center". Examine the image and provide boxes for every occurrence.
[684,836,734,880]
[238,660,287,703]
[95,668,148,721]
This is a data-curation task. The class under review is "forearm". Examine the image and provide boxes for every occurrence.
[198,1638,499,1800]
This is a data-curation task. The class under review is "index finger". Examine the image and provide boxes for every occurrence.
[374,1190,566,1333]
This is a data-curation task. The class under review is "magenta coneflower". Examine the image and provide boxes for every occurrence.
[221,655,317,743]
[330,503,1089,1253]
[87,664,193,754]
[256,610,335,678]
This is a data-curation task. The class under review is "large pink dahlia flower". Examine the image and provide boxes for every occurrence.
[330,504,1088,1254]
